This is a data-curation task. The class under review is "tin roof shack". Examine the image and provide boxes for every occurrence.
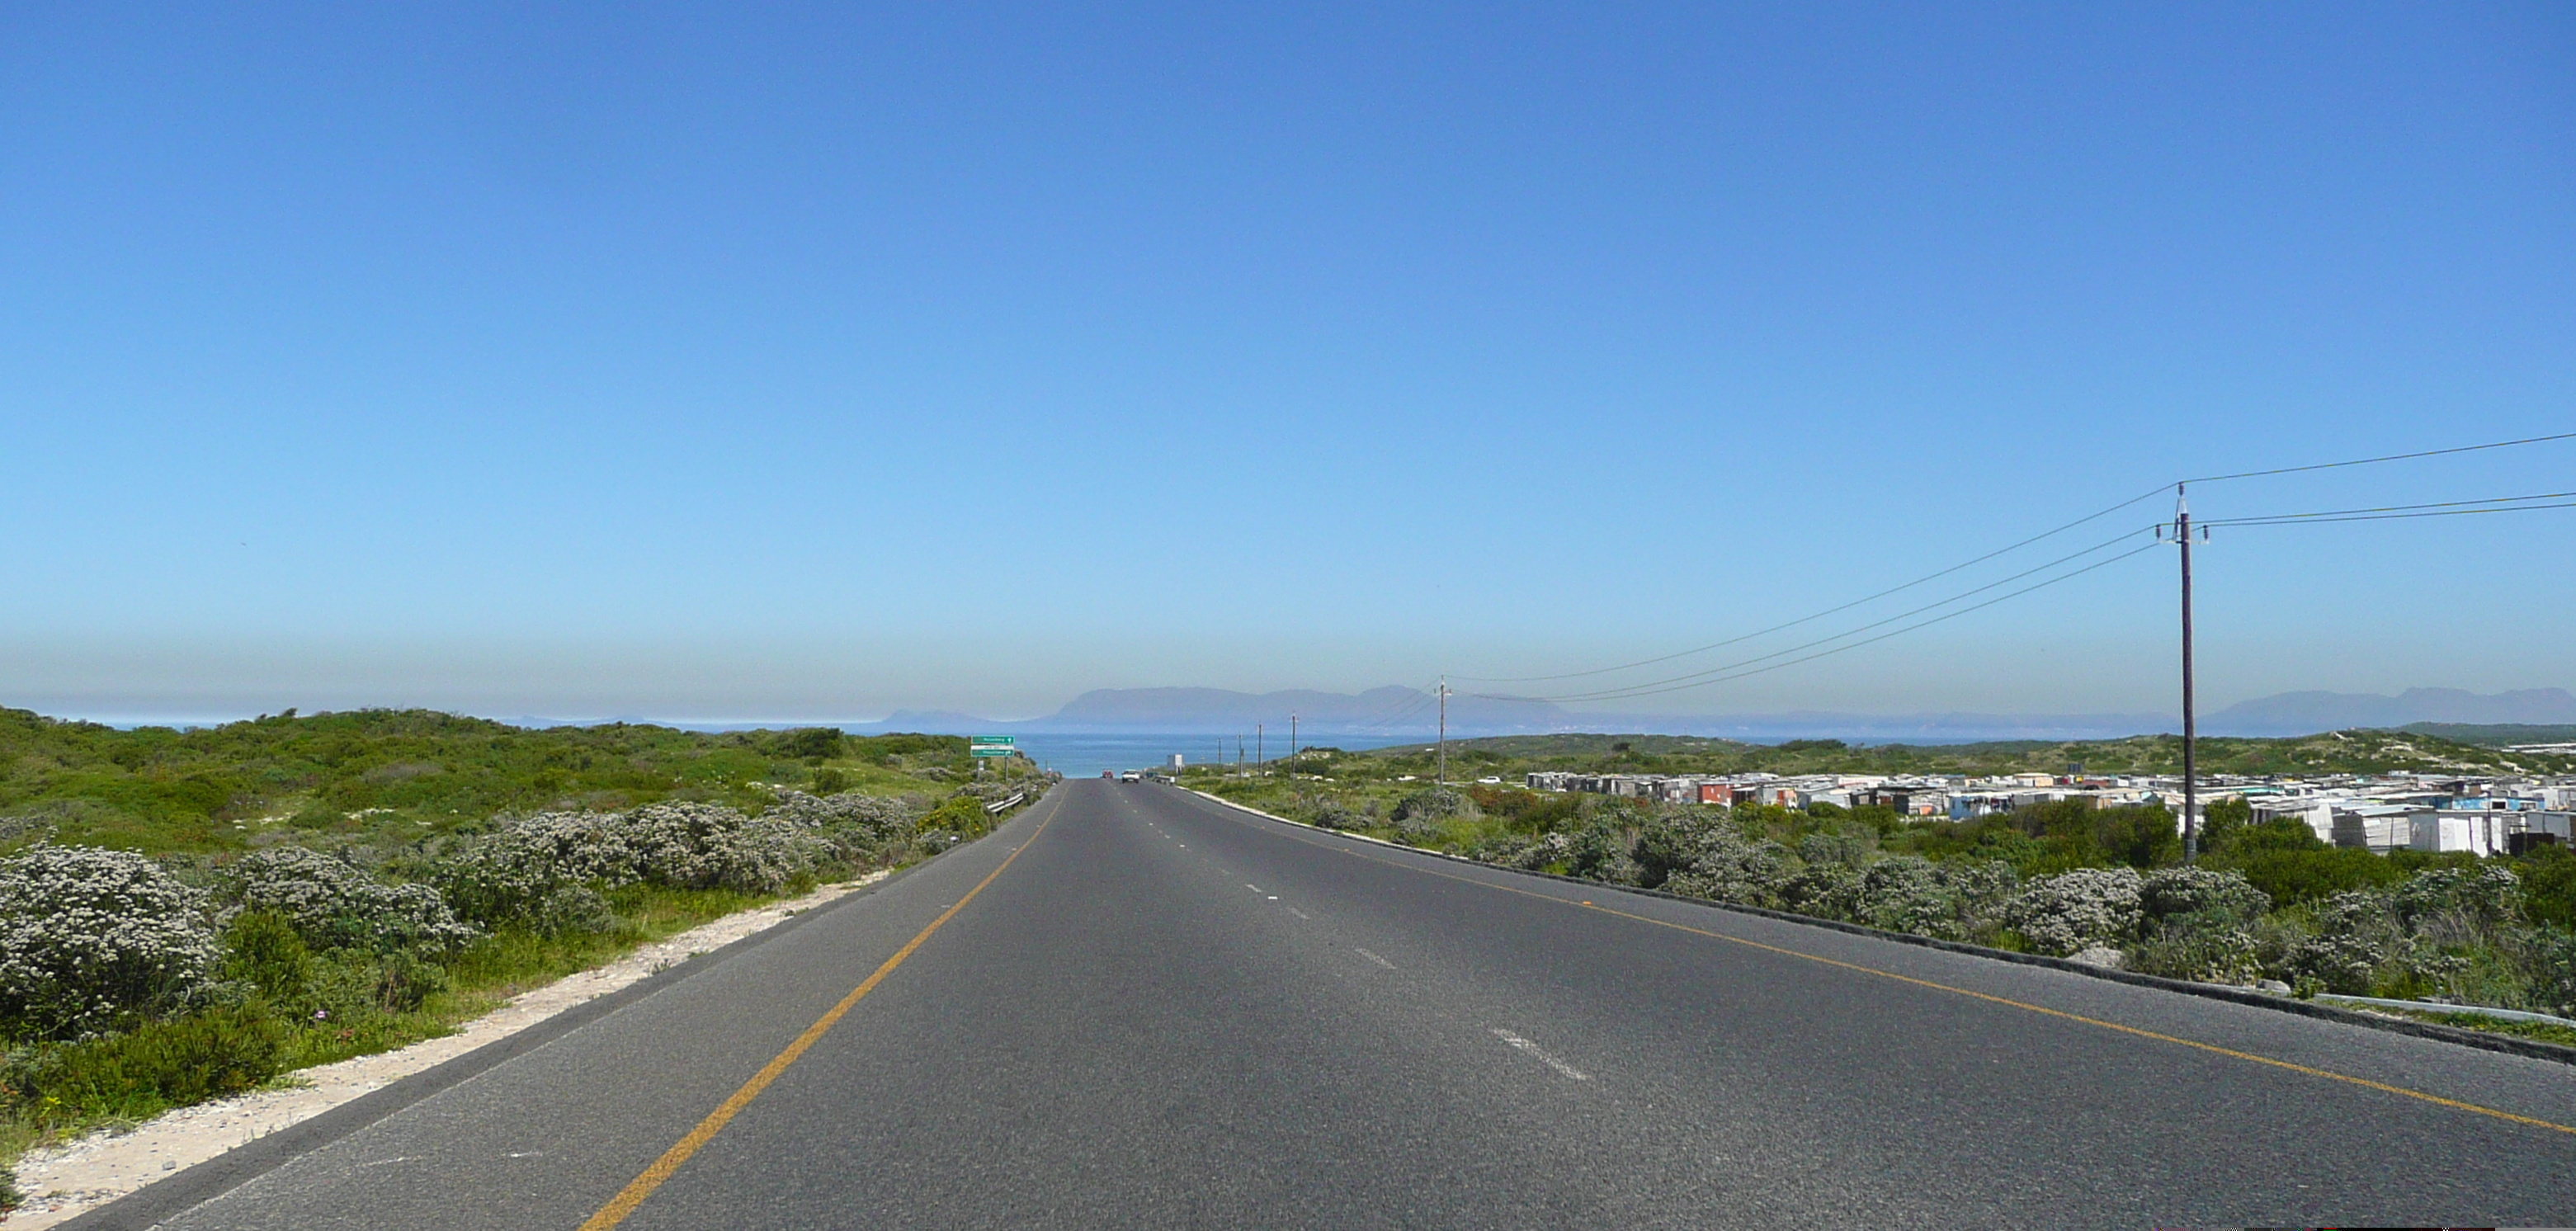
[2414,809,2514,856]
[2332,804,2432,854]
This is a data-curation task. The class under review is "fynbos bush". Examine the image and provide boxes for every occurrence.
[620,804,822,893]
[439,804,826,930]
[2006,868,2144,957]
[224,847,480,957]
[2394,865,2522,933]
[1390,788,1477,841]
[767,790,917,840]
[0,847,219,1040]
[2283,890,2408,994]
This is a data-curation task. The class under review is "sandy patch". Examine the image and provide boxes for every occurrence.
[4,871,890,1227]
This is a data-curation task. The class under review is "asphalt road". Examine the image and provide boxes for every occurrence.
[111,779,2576,1229]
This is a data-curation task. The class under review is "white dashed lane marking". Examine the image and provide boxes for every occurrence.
[1286,907,1310,919]
[1354,947,1395,969]
[1492,1029,1588,1081]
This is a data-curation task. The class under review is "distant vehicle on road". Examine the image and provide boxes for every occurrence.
[1119,771,1141,783]
[1101,770,1116,779]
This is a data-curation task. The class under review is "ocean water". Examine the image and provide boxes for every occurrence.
[1003,732,1420,779]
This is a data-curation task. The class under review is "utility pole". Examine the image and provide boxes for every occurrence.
[2175,484,2200,864]
[1437,678,1449,786]
[1290,714,1297,761]
[1257,724,1264,775]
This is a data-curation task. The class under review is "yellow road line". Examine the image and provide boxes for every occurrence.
[578,796,1063,1230]
[1205,796,2576,1137]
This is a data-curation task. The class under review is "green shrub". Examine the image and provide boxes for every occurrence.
[2394,865,2522,932]
[2209,845,2401,906]
[3,1005,287,1129]
[2129,922,2261,984]
[2198,795,2253,851]
[2513,847,2576,930]
[922,794,990,836]
[1563,820,1642,884]
[219,910,314,1007]
[771,728,845,761]
[1390,789,1477,840]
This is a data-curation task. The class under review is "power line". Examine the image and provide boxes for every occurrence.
[1356,681,1447,729]
[1442,430,2565,705]
[1450,484,2171,684]
[2200,490,2576,528]
[1511,540,2166,705]
[2184,431,2576,484]
[1478,525,2158,704]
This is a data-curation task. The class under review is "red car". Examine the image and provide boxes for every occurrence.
[1102,770,1116,779]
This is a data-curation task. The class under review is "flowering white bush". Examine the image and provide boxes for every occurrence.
[2006,867,2144,956]
[1777,861,1861,921]
[1653,821,1794,910]
[622,804,823,892]
[767,790,916,839]
[2138,866,2271,932]
[224,847,480,957]
[2394,865,2522,931]
[0,846,219,1040]
[439,804,825,930]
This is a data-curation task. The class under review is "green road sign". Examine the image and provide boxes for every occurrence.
[970,747,1017,757]
[970,735,1016,757]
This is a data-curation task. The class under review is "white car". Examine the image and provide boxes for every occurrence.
[1119,771,1141,783]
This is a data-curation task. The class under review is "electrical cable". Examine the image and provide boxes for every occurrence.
[1438,427,2571,700]
[1486,540,2165,705]
[1450,485,2173,684]
[2205,499,2576,528]
[2183,431,2576,484]
[1479,525,2157,704]
[2197,490,2576,526]
[1355,680,1446,729]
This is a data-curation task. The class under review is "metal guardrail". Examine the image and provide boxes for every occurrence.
[982,791,1026,816]
[2309,993,2576,1030]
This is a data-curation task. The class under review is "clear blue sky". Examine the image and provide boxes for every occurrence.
[4,2,2570,723]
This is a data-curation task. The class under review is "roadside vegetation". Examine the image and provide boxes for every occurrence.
[0,707,1049,1209]
[1187,733,2576,1045]
[1260,728,2574,783]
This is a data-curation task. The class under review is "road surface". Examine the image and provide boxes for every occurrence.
[95,779,2576,1229]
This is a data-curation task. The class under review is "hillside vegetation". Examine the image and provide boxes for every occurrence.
[1347,728,2576,780]
[0,707,1048,1205]
[1186,729,2576,1049]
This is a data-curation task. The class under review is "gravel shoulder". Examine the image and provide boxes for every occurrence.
[2,871,889,1228]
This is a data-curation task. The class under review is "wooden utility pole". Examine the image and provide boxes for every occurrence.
[2176,484,2200,863]
[1257,724,1264,775]
[1437,679,1449,786]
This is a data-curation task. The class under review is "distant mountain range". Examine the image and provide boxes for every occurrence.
[2203,687,2576,735]
[866,687,1576,737]
[837,684,2576,744]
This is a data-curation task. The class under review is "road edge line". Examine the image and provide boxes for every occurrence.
[50,790,1060,1231]
[577,796,1064,1229]
[1181,788,2576,1069]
